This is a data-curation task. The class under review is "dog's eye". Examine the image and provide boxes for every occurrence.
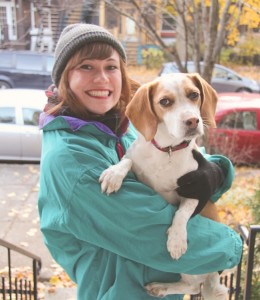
[188,92,199,100]
[159,98,172,107]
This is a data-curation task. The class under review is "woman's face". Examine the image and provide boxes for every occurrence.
[68,50,122,115]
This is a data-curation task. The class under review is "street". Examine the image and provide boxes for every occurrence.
[0,163,54,269]
[0,163,77,299]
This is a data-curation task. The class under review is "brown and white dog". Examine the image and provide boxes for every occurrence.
[99,73,227,299]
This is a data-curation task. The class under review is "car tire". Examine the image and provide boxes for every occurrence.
[236,88,251,93]
[0,81,12,89]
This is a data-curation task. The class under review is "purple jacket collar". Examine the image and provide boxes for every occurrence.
[39,112,129,138]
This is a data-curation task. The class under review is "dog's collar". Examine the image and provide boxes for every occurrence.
[151,139,191,155]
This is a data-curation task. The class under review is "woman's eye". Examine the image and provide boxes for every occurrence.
[107,65,118,70]
[80,64,92,70]
[159,98,172,107]
[188,92,199,100]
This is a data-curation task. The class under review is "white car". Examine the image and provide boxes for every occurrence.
[0,89,47,162]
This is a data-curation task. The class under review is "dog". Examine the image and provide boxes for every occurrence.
[99,73,228,299]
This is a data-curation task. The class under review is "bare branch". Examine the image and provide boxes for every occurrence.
[201,0,219,82]
[213,0,232,60]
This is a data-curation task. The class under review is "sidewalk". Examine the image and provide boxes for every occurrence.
[0,163,76,299]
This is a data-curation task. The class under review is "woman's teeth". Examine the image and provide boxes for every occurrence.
[88,90,110,97]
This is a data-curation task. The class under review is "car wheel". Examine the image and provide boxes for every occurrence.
[0,81,11,89]
[236,87,251,93]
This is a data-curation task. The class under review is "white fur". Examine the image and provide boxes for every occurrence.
[99,74,228,299]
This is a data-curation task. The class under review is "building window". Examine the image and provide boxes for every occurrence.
[0,0,17,41]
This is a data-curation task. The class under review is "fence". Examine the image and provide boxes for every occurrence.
[0,239,42,300]
[190,224,260,300]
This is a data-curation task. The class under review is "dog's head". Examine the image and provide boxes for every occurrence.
[125,73,218,141]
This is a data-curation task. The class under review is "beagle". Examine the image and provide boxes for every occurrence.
[99,73,227,299]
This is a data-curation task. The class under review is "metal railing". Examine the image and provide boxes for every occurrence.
[190,224,260,300]
[239,225,260,300]
[0,239,42,300]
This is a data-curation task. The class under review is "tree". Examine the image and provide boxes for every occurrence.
[103,0,260,83]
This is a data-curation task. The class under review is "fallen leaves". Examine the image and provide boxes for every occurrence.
[20,241,29,247]
[26,228,37,237]
[217,166,260,228]
[0,264,77,299]
[42,264,77,298]
[7,192,16,198]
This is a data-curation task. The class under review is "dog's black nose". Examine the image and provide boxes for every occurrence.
[186,118,199,129]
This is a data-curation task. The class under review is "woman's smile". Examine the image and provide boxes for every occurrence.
[87,89,112,98]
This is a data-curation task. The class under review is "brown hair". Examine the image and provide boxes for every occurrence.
[47,43,139,120]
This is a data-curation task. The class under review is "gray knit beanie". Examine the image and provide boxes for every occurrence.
[52,23,127,86]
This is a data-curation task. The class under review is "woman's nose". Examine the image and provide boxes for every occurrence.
[93,69,109,83]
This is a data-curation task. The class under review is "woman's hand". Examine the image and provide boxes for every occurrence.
[176,149,225,203]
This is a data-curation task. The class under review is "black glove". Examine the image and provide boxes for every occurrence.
[176,149,225,216]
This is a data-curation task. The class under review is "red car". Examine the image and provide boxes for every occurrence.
[207,93,260,165]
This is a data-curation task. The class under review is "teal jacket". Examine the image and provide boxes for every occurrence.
[38,114,242,300]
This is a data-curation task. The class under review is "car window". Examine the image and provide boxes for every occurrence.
[16,54,42,71]
[213,67,229,79]
[0,107,16,124]
[0,53,13,67]
[46,56,54,72]
[213,67,239,80]
[22,108,41,126]
[242,111,257,130]
[219,111,257,130]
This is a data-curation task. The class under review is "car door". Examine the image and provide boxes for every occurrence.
[211,66,242,93]
[14,54,47,89]
[213,109,260,164]
[20,107,42,161]
[0,106,22,160]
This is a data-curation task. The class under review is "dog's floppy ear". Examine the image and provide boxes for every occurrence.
[188,73,218,128]
[126,81,158,141]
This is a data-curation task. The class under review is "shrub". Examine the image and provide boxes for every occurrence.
[141,47,165,69]
[220,34,260,66]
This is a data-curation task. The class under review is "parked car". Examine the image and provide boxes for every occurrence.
[0,89,46,162]
[207,93,260,165]
[159,61,260,93]
[0,50,54,89]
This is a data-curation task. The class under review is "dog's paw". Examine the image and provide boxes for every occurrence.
[167,226,187,260]
[99,167,124,194]
[145,282,169,298]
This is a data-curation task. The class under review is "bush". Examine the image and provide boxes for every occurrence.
[141,47,165,69]
[220,34,260,66]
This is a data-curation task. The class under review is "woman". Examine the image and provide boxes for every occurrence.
[38,23,242,300]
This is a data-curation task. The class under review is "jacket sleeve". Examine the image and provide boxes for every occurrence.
[200,147,235,202]
[39,151,242,276]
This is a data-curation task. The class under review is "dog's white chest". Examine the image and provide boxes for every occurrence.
[128,139,198,204]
